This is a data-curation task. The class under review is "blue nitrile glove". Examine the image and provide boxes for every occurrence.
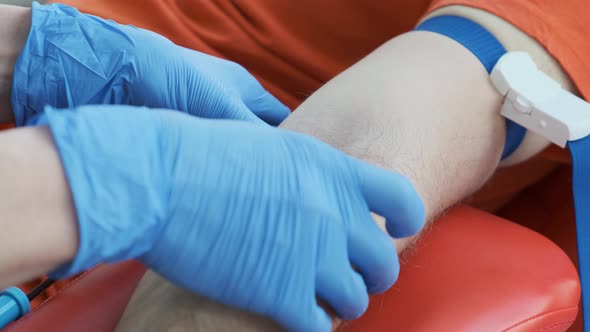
[11,2,289,127]
[41,105,426,332]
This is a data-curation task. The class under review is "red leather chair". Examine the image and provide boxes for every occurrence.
[1,205,580,332]
[345,206,580,332]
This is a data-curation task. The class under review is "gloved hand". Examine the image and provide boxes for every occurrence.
[42,104,425,332]
[11,2,289,127]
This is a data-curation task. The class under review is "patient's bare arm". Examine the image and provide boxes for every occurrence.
[117,30,504,332]
[284,30,504,234]
[116,7,574,332]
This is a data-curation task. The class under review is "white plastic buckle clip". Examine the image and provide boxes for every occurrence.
[490,52,590,147]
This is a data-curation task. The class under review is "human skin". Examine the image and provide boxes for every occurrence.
[117,29,502,331]
[0,3,576,331]
[113,6,577,332]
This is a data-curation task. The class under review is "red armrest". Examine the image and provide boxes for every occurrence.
[344,205,580,332]
[3,261,146,332]
[3,205,580,332]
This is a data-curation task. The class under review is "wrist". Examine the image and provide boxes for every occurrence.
[42,106,169,278]
[0,5,31,124]
[11,2,146,127]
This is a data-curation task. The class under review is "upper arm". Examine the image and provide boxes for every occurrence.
[421,3,586,165]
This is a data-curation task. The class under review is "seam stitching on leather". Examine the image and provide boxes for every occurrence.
[502,305,579,332]
[535,320,576,332]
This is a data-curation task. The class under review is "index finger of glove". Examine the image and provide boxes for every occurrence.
[353,160,426,238]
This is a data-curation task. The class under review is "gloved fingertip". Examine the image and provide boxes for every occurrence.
[224,101,266,125]
[247,92,291,126]
[384,179,426,238]
[312,306,334,332]
[349,273,370,320]
[385,212,425,238]
[262,101,290,126]
[367,255,399,294]
[356,161,426,238]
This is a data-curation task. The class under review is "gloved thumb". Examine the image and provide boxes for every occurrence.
[231,67,290,126]
[354,160,426,238]
[243,90,291,126]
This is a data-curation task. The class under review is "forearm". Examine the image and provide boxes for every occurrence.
[281,31,505,250]
[0,4,31,124]
[116,32,506,332]
[0,126,77,288]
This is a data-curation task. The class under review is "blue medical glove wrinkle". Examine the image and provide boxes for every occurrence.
[42,105,425,332]
[12,2,290,127]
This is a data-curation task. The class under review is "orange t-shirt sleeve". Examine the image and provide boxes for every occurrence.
[426,0,590,102]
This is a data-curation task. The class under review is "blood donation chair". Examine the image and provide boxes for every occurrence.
[0,164,582,332]
[0,1,582,330]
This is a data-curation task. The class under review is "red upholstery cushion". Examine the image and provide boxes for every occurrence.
[3,261,145,332]
[343,205,580,332]
[2,205,580,332]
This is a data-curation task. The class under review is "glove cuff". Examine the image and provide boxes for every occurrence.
[11,2,137,126]
[43,106,168,278]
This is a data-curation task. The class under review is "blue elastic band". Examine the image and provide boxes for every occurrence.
[415,15,526,160]
[418,15,590,330]
[569,137,590,331]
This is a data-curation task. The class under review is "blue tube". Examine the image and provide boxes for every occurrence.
[0,287,30,329]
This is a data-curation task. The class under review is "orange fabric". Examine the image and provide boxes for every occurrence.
[34,0,588,307]
[429,0,590,166]
[429,0,590,102]
[47,0,587,196]
[50,1,590,110]
[48,0,432,110]
[426,1,589,228]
